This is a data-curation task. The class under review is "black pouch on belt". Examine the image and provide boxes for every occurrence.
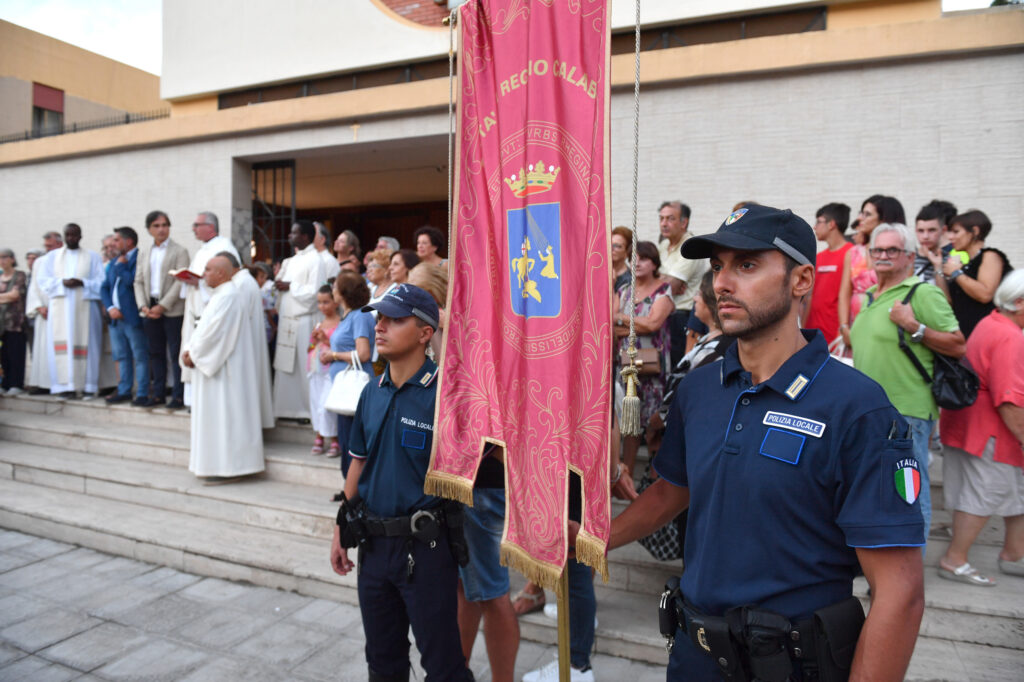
[683,603,748,682]
[812,596,865,682]
[443,502,470,567]
[736,606,793,682]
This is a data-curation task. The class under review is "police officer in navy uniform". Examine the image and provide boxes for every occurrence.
[600,205,925,681]
[330,284,473,682]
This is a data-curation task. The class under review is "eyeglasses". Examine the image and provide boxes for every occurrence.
[192,222,211,228]
[868,247,908,258]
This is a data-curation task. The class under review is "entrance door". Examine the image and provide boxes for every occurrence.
[252,160,296,264]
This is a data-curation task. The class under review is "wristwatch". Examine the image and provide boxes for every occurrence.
[910,323,927,343]
[948,269,964,281]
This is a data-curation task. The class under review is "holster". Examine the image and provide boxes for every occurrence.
[682,601,748,682]
[811,597,864,682]
[443,501,470,567]
[335,493,368,549]
[733,606,793,682]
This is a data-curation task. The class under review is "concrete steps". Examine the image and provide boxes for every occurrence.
[1,392,1023,669]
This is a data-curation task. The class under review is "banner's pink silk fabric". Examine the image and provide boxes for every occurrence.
[430,0,612,578]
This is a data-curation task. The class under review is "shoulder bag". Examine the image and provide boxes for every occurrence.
[897,283,978,410]
[325,351,370,416]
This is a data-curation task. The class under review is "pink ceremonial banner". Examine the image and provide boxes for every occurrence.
[426,0,613,590]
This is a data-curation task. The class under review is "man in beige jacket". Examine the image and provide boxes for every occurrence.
[134,210,190,408]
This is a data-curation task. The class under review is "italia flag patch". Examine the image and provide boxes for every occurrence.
[894,458,921,505]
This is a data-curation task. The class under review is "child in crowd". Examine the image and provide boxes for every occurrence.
[308,285,340,456]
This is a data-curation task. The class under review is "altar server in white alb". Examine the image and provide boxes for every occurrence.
[182,252,264,484]
[178,211,239,406]
[272,219,327,420]
[38,223,105,397]
[231,262,275,429]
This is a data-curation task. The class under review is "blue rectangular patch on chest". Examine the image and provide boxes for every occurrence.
[762,411,826,438]
[401,428,427,450]
[759,428,805,465]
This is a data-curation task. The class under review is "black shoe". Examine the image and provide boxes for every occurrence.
[27,387,49,395]
[105,393,132,404]
[165,399,185,410]
[132,396,155,407]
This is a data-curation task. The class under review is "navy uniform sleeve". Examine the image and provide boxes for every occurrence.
[835,405,925,548]
[652,388,687,488]
[348,386,370,460]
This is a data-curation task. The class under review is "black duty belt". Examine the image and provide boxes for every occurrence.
[364,507,446,542]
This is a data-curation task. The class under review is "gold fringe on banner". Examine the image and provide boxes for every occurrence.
[423,471,475,506]
[574,530,610,583]
[501,542,565,596]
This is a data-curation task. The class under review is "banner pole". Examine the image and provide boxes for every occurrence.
[557,565,570,682]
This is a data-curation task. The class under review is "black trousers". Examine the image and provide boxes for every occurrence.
[667,309,691,369]
[143,313,183,402]
[0,330,26,390]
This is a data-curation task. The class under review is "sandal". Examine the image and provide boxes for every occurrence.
[511,587,546,616]
[311,436,325,455]
[326,441,341,458]
[937,561,996,587]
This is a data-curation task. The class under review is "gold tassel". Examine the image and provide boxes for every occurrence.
[620,362,643,436]
[423,471,475,506]
[574,530,609,583]
[501,543,565,596]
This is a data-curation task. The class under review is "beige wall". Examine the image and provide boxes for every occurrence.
[0,19,164,113]
[0,77,32,138]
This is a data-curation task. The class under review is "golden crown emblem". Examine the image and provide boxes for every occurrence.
[504,161,560,197]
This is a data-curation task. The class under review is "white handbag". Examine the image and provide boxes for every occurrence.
[324,351,370,416]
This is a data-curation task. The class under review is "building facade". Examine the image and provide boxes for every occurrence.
[1,0,1021,266]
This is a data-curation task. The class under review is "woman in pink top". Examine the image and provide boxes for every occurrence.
[838,194,906,347]
[938,270,1024,586]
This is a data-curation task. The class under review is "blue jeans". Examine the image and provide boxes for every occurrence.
[904,415,933,552]
[109,320,150,398]
[459,488,509,602]
[568,557,595,670]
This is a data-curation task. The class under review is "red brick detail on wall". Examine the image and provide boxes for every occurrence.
[377,0,450,27]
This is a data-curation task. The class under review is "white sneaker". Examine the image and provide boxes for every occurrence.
[6,387,23,395]
[543,602,598,628]
[522,659,594,682]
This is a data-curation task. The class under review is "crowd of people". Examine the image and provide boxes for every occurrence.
[1,195,1022,682]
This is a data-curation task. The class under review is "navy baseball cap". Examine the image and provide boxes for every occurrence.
[681,204,816,267]
[362,283,440,330]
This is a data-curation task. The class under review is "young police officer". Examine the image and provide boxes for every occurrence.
[330,284,473,682]
[604,205,925,681]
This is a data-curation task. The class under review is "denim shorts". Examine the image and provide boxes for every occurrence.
[458,487,509,602]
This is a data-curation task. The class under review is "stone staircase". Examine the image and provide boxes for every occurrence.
[0,393,1021,677]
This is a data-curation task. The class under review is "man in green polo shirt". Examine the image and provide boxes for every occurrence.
[851,223,966,547]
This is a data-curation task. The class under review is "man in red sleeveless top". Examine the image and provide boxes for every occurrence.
[804,203,853,343]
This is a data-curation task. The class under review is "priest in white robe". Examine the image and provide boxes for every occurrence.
[37,224,105,396]
[314,222,341,280]
[272,220,326,419]
[231,264,274,429]
[178,212,240,406]
[182,253,263,482]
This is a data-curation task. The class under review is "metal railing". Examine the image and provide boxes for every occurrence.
[0,109,171,146]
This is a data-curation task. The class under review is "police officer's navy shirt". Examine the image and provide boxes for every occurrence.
[349,358,440,517]
[654,330,925,621]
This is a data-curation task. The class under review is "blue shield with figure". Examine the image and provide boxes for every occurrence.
[507,202,561,319]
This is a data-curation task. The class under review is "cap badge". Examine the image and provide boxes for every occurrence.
[725,208,748,225]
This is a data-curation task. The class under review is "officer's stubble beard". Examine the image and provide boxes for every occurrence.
[717,275,794,340]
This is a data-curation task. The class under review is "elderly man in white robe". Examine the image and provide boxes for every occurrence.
[25,232,63,392]
[231,262,274,429]
[37,224,105,397]
[314,222,341,280]
[182,253,264,484]
[272,219,326,420]
[178,211,239,406]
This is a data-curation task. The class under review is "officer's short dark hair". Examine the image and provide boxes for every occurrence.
[951,209,992,241]
[815,203,850,233]
[114,226,138,248]
[659,201,691,220]
[915,199,958,227]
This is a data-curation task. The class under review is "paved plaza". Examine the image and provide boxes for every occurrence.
[0,529,666,681]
